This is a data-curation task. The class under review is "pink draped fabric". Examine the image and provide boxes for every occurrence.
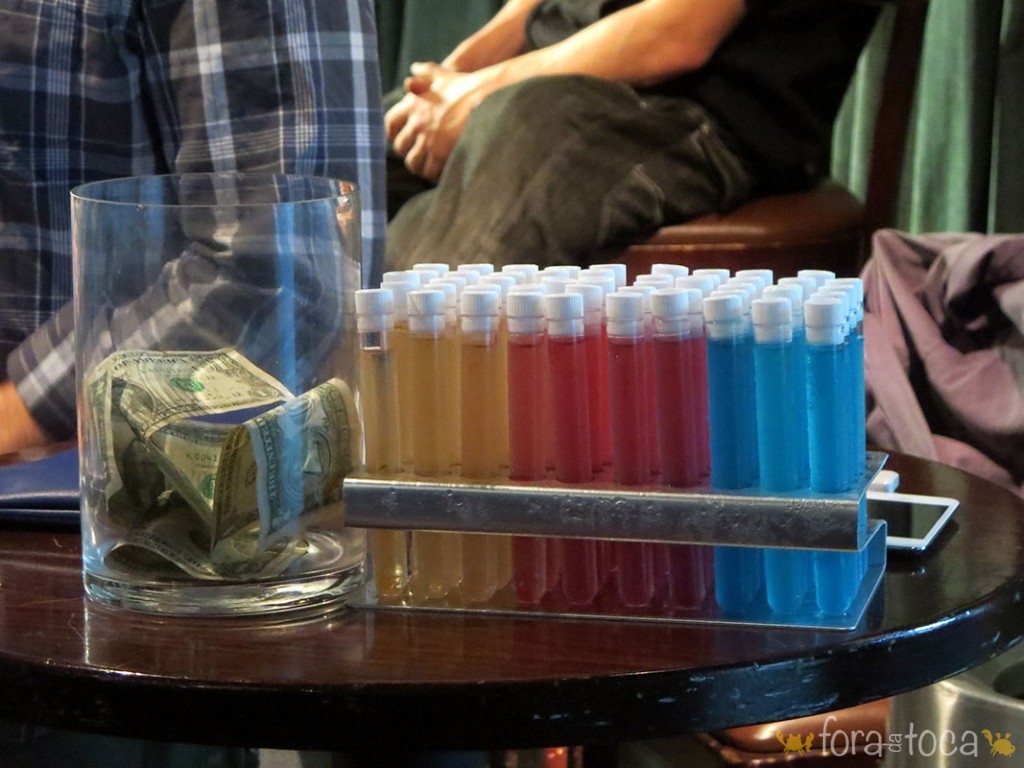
[861,229,1024,497]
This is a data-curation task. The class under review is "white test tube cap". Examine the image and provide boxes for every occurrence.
[460,262,495,276]
[651,288,690,337]
[565,281,604,315]
[650,287,690,320]
[736,269,775,288]
[578,271,617,298]
[412,262,450,275]
[544,292,584,337]
[620,284,655,313]
[355,288,395,333]
[712,286,751,315]
[703,291,744,323]
[650,263,690,279]
[407,289,447,334]
[763,284,805,327]
[587,263,627,290]
[381,271,420,320]
[804,295,847,345]
[634,273,674,290]
[542,275,573,295]
[502,263,540,282]
[605,291,645,338]
[797,269,836,290]
[692,268,731,289]
[460,286,500,333]
[506,289,546,318]
[751,296,792,344]
[675,274,716,297]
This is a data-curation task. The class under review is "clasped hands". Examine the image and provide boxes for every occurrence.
[386,62,496,183]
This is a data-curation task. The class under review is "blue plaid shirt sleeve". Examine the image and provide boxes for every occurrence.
[2,0,385,441]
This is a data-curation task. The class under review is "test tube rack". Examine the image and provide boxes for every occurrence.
[343,452,889,630]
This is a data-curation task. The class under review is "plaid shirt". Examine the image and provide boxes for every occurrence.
[0,0,385,440]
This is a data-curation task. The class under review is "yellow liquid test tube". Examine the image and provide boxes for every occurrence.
[355,289,407,602]
[381,271,420,468]
[459,287,511,604]
[406,288,463,603]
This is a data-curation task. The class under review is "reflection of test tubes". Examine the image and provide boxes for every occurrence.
[506,290,550,605]
[459,288,508,604]
[545,292,599,607]
[752,296,811,614]
[606,292,655,607]
[356,288,408,601]
[406,289,462,602]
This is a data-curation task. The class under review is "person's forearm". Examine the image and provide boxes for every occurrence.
[441,0,542,71]
[481,0,745,90]
[0,380,50,455]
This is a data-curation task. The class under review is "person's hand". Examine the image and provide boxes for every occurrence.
[0,380,50,455]
[385,62,497,182]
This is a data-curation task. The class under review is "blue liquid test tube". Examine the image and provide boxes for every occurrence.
[704,293,762,614]
[805,295,860,615]
[752,296,812,614]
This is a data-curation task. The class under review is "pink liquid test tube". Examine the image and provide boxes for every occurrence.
[619,284,661,476]
[545,292,599,608]
[506,290,550,605]
[675,278,714,478]
[605,292,656,608]
[566,282,609,474]
[650,289,699,488]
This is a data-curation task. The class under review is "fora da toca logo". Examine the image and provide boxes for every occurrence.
[813,716,1017,758]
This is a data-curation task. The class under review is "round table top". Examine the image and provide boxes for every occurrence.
[2,451,1023,751]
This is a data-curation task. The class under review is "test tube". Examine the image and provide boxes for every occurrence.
[763,283,810,488]
[356,288,408,601]
[545,292,600,607]
[824,277,867,485]
[752,296,812,614]
[459,288,508,604]
[381,270,420,468]
[406,289,462,602]
[650,289,699,488]
[703,292,762,614]
[566,282,608,474]
[506,290,550,605]
[676,276,715,478]
[620,284,661,475]
[805,294,859,615]
[606,292,655,607]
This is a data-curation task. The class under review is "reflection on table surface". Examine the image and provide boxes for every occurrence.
[1,451,1023,751]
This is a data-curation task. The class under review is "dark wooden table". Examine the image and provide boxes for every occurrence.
[1,451,1023,752]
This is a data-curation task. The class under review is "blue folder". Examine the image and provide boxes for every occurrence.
[0,447,80,527]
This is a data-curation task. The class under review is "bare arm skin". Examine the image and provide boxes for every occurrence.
[386,0,746,181]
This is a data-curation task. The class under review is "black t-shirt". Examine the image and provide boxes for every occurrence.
[525,0,881,192]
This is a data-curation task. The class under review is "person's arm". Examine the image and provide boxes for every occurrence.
[0,381,49,455]
[4,0,385,450]
[390,0,746,181]
[440,0,542,72]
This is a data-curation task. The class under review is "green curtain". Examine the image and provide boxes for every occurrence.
[376,0,1024,234]
[832,0,1024,234]
[375,0,504,93]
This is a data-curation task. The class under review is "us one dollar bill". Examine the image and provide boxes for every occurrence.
[86,348,358,580]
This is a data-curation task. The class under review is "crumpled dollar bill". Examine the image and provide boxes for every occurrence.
[83,348,358,580]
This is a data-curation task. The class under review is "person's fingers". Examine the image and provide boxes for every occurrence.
[421,153,444,184]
